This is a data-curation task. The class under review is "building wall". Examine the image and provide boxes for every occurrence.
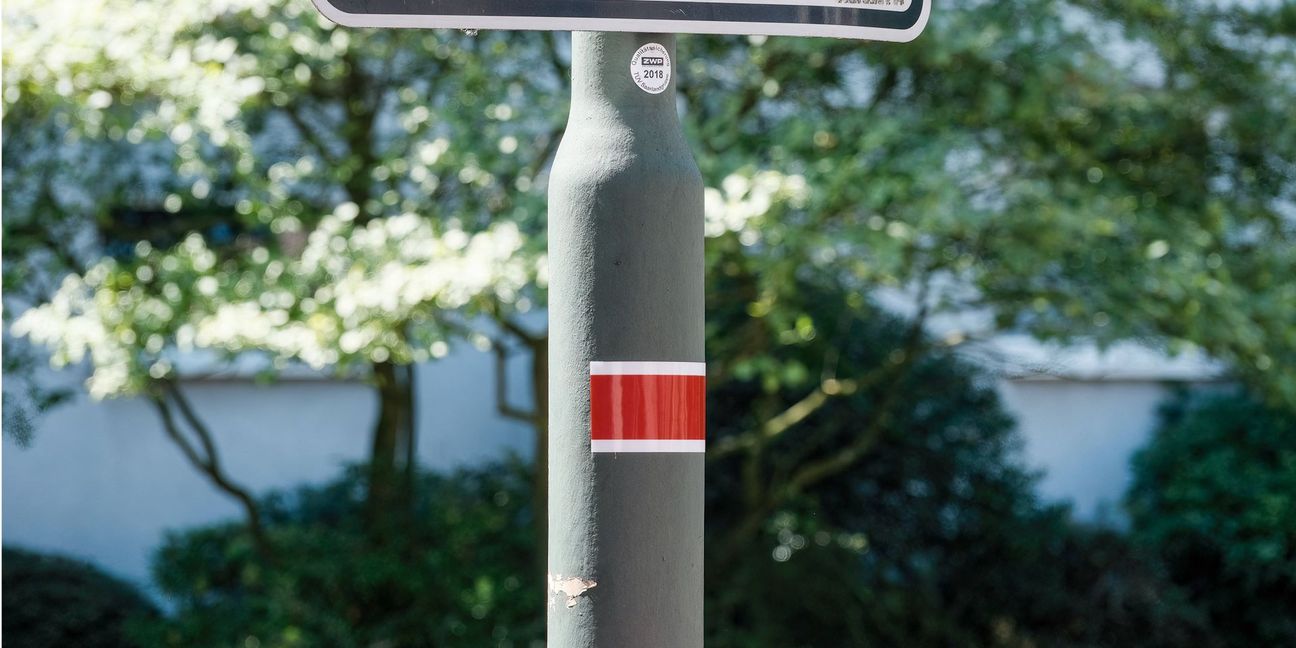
[1,346,534,594]
[998,379,1174,525]
[4,348,1184,592]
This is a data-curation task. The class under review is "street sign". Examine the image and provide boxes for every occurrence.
[311,0,930,42]
[303,0,931,636]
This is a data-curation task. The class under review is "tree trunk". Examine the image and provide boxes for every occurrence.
[367,360,416,538]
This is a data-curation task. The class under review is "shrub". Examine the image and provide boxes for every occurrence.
[132,463,542,648]
[704,281,1203,647]
[2,546,157,648]
[1127,391,1296,647]
[133,289,1209,647]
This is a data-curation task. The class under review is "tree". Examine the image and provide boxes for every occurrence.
[13,212,534,549]
[680,0,1296,406]
[4,0,557,546]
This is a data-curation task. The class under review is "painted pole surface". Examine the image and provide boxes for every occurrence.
[547,31,705,648]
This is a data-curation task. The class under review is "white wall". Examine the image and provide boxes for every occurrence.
[999,379,1172,525]
[2,346,533,592]
[3,341,1194,592]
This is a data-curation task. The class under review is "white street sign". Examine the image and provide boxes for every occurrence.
[311,0,930,42]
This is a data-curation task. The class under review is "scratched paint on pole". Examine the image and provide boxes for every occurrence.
[590,361,706,453]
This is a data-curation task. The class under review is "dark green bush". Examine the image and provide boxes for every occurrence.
[703,277,1203,647]
[1127,391,1296,647]
[3,546,157,648]
[132,286,1206,647]
[133,463,543,648]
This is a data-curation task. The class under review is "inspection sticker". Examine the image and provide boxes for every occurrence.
[630,43,672,95]
[590,361,705,453]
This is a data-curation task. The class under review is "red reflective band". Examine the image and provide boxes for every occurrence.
[589,362,706,453]
[590,375,706,441]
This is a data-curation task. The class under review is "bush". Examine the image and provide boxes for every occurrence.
[704,279,1202,647]
[132,463,543,648]
[1127,391,1296,647]
[2,546,157,648]
[134,286,1209,647]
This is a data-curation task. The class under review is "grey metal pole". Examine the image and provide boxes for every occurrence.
[547,31,705,648]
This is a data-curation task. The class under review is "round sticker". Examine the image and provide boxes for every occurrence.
[630,42,672,95]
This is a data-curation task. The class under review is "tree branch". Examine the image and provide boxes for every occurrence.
[709,373,879,459]
[282,102,341,168]
[498,315,543,347]
[149,393,206,470]
[781,292,930,496]
[716,281,934,563]
[715,362,909,565]
[149,384,272,559]
[783,381,901,495]
[164,381,220,470]
[495,339,536,423]
[710,299,869,460]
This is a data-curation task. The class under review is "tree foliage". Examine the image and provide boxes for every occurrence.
[7,0,1295,419]
[4,0,558,397]
[681,0,1296,404]
[13,212,532,399]
[4,0,559,533]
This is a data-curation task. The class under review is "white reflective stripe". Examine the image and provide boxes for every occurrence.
[590,361,706,376]
[591,440,706,453]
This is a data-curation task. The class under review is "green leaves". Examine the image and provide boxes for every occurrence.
[11,209,539,398]
[1127,391,1296,644]
[683,0,1295,406]
[6,0,1295,412]
[137,463,543,647]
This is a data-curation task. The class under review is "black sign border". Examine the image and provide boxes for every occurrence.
[315,0,929,41]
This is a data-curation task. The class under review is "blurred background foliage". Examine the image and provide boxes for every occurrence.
[2,547,159,648]
[12,306,1291,646]
[135,465,544,647]
[1127,391,1296,646]
[704,280,1206,648]
[3,0,1295,645]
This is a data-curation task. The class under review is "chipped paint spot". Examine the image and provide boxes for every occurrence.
[549,573,598,608]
